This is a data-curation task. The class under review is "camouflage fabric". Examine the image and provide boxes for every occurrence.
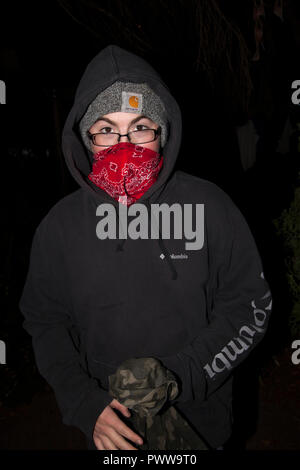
[108,357,208,450]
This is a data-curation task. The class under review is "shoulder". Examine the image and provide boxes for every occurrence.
[175,170,237,211]
[174,170,251,237]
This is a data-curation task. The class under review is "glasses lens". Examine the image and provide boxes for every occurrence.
[129,130,155,144]
[94,133,119,146]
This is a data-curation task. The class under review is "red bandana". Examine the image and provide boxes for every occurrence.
[88,142,163,206]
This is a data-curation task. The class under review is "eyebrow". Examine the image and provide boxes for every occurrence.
[94,115,152,126]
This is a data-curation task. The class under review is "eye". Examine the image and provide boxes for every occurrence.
[99,126,114,134]
[134,124,149,131]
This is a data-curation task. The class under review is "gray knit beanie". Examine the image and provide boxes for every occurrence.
[79,81,168,151]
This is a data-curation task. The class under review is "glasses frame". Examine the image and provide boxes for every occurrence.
[87,127,161,147]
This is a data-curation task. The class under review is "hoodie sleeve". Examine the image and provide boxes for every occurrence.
[159,193,272,405]
[19,222,113,442]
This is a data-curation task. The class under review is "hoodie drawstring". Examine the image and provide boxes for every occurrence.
[115,176,132,252]
[115,208,127,252]
[115,199,178,281]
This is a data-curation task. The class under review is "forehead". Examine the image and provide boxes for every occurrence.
[96,112,154,124]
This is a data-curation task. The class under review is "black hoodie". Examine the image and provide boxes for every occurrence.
[19,45,272,449]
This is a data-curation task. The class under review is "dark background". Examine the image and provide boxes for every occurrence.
[0,0,299,450]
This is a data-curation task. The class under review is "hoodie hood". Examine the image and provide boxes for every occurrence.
[61,44,182,206]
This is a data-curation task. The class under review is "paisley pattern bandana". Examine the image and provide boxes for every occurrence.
[88,142,163,206]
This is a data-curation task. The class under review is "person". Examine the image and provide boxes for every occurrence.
[19,44,272,451]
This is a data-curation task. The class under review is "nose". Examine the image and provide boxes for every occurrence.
[118,133,130,143]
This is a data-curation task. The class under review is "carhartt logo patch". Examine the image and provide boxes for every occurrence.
[121,91,143,113]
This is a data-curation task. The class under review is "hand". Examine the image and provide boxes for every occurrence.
[93,398,143,450]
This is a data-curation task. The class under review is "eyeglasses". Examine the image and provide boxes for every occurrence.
[87,127,161,147]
